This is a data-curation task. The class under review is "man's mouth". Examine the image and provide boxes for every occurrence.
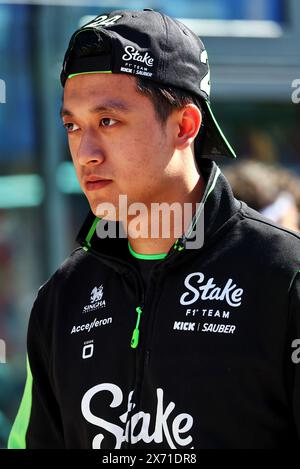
[84,176,112,191]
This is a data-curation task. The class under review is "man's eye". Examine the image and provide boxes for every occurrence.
[100,118,118,127]
[63,122,79,133]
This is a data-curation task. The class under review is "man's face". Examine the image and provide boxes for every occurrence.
[61,73,179,219]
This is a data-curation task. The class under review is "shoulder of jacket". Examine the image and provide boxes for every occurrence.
[239,201,300,243]
[37,247,91,295]
[232,202,300,276]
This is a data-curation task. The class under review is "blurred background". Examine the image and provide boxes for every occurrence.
[0,0,300,447]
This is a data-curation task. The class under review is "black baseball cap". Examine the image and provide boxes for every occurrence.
[61,8,236,159]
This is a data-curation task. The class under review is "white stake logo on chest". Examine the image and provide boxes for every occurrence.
[180,272,243,308]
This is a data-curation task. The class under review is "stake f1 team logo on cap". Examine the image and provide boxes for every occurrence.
[122,46,154,67]
[121,46,154,77]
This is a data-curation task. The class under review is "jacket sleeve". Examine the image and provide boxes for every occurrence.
[8,283,65,449]
[288,271,300,441]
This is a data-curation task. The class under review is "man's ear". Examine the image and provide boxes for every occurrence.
[175,104,202,150]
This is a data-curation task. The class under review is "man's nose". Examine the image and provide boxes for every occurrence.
[76,130,105,166]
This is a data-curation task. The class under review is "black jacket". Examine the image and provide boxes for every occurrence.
[8,159,300,449]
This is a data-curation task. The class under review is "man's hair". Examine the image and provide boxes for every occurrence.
[65,30,204,128]
[135,79,204,126]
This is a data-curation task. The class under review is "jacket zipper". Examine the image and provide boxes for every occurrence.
[82,242,185,448]
[130,305,144,349]
[125,264,166,448]
[81,246,145,448]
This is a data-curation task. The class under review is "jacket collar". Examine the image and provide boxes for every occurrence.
[76,158,241,271]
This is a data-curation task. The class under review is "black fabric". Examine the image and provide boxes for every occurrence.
[11,158,300,449]
[129,255,162,296]
[66,54,112,74]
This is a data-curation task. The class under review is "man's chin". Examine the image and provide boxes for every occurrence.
[92,209,118,222]
[91,194,134,222]
[85,196,115,220]
[91,203,119,222]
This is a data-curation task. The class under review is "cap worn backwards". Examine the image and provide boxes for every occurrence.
[61,9,236,159]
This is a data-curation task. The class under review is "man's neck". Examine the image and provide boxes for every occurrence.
[126,173,206,255]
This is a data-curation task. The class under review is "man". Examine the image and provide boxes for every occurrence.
[8,9,300,449]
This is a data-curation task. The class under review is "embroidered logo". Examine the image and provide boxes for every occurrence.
[91,285,103,303]
[180,272,244,308]
[122,46,154,67]
[82,340,94,359]
[71,317,112,335]
[82,285,106,313]
[83,14,122,29]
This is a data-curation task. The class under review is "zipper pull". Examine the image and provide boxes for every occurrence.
[131,306,143,349]
[173,239,185,252]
